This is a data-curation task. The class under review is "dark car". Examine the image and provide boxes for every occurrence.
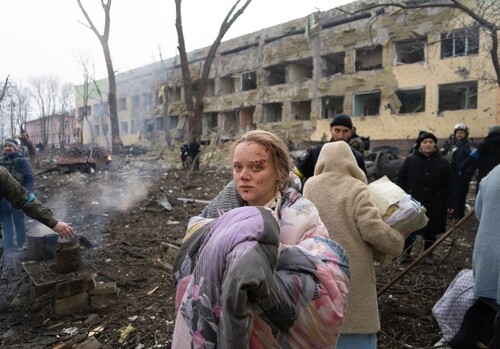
[365,146,404,183]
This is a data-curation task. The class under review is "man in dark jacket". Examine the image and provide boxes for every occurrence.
[461,125,500,193]
[293,113,367,183]
[446,124,476,220]
[0,166,74,247]
[189,138,201,171]
[0,139,35,250]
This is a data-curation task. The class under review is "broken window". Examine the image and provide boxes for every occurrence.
[355,46,383,71]
[322,52,345,77]
[131,95,141,110]
[321,96,344,118]
[438,81,477,112]
[202,112,218,136]
[168,115,179,130]
[262,103,283,123]
[394,37,427,65]
[93,125,100,136]
[78,106,91,119]
[120,121,128,134]
[241,71,257,91]
[156,117,164,131]
[102,124,109,136]
[395,87,426,114]
[291,100,311,120]
[222,110,239,133]
[206,79,215,97]
[220,76,235,95]
[441,27,479,59]
[353,91,381,116]
[168,87,181,101]
[288,58,313,83]
[265,64,287,86]
[240,107,255,130]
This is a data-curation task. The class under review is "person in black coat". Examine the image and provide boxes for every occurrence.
[446,124,476,220]
[188,138,201,171]
[396,132,455,262]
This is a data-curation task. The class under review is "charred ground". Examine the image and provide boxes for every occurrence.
[0,150,477,349]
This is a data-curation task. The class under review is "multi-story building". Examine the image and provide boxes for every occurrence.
[76,0,500,151]
[24,113,79,148]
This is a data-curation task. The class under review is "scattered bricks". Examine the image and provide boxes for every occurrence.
[55,278,87,299]
[30,283,54,300]
[90,294,117,313]
[52,291,89,318]
[88,281,117,296]
[74,336,101,349]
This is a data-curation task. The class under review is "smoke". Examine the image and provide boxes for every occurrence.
[28,171,152,241]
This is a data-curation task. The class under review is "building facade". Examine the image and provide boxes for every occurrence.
[76,0,500,150]
[24,113,79,148]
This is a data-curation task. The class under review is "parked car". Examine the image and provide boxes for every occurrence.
[365,145,404,183]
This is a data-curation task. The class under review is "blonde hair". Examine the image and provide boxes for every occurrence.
[232,130,292,190]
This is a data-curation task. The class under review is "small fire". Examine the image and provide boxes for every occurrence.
[107,155,112,161]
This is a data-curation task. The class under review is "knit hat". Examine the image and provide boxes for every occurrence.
[330,113,353,129]
[417,132,437,146]
[3,139,18,148]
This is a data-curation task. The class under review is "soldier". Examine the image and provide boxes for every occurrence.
[446,124,476,220]
[180,142,189,170]
[0,139,34,250]
[0,166,74,248]
[293,113,366,183]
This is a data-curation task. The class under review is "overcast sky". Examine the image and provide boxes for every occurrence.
[0,0,352,85]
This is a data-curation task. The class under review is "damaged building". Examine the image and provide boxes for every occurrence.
[76,0,500,150]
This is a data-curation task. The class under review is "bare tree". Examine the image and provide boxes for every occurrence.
[76,57,95,144]
[343,0,500,88]
[29,75,59,146]
[58,82,74,147]
[0,75,9,106]
[174,0,253,141]
[77,0,121,154]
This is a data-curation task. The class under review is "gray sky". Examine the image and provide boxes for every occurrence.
[1,0,352,85]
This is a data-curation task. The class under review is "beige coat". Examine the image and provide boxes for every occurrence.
[303,141,404,334]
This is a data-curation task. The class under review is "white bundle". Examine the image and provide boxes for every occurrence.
[368,176,428,237]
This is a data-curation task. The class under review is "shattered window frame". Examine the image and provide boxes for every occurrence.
[440,27,479,59]
[202,112,218,136]
[220,76,235,95]
[321,52,346,77]
[290,100,311,121]
[241,71,257,91]
[438,81,478,112]
[393,37,427,65]
[321,95,344,119]
[355,45,383,71]
[264,64,287,86]
[395,87,426,114]
[262,102,283,123]
[353,91,381,116]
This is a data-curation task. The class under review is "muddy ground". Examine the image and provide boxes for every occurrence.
[0,149,478,349]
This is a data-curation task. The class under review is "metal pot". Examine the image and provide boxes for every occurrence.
[55,237,81,273]
[26,230,59,261]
